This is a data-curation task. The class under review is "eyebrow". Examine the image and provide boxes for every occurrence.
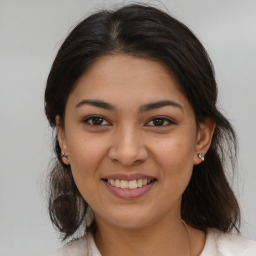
[75,99,183,112]
[140,100,184,113]
[75,99,115,110]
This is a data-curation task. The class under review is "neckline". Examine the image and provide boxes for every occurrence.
[199,229,220,256]
[87,229,218,256]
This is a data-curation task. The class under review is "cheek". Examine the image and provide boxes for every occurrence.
[67,133,107,170]
[65,136,108,198]
[153,133,196,191]
[156,135,196,168]
[66,141,103,208]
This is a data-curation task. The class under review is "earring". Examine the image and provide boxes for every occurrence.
[61,152,70,163]
[198,153,205,161]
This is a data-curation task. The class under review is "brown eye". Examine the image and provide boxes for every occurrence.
[152,118,165,126]
[91,117,104,125]
[146,117,174,127]
[83,115,110,126]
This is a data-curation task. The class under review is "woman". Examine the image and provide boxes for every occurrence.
[45,4,256,256]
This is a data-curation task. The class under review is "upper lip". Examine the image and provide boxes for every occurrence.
[102,173,156,181]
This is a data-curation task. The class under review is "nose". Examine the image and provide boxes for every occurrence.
[108,126,148,166]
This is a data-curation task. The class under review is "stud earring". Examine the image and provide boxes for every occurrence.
[198,153,205,161]
[61,152,70,163]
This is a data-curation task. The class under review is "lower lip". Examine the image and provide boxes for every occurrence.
[103,180,156,199]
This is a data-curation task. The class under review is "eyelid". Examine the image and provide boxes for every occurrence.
[145,116,176,127]
[82,115,111,126]
[81,115,175,127]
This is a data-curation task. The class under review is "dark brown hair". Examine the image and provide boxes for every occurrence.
[45,3,240,241]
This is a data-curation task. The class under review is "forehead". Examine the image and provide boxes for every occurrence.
[67,54,191,110]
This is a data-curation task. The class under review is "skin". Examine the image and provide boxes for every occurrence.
[57,54,215,256]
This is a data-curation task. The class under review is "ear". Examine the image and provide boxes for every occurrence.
[56,115,69,165]
[193,118,216,165]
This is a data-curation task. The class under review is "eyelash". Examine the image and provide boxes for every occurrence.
[82,115,111,126]
[146,116,175,127]
[82,115,175,127]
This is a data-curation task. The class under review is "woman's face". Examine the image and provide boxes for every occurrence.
[57,54,213,230]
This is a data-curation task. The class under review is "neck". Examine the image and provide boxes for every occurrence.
[94,216,191,256]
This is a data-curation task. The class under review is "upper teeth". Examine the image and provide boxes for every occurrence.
[107,179,151,189]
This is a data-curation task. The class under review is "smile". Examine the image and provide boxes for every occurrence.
[106,178,153,189]
[102,176,157,199]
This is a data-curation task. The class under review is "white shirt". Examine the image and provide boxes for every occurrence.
[50,229,256,256]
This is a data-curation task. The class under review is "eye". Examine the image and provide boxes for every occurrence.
[146,116,174,127]
[83,115,110,126]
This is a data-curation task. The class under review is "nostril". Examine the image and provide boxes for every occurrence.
[108,142,148,166]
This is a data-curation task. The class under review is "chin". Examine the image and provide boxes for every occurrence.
[95,208,159,231]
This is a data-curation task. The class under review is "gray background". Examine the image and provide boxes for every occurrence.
[0,0,255,255]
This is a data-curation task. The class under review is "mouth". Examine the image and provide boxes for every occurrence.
[101,176,157,199]
[102,178,155,189]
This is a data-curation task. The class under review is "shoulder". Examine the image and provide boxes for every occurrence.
[48,233,101,256]
[201,228,256,256]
